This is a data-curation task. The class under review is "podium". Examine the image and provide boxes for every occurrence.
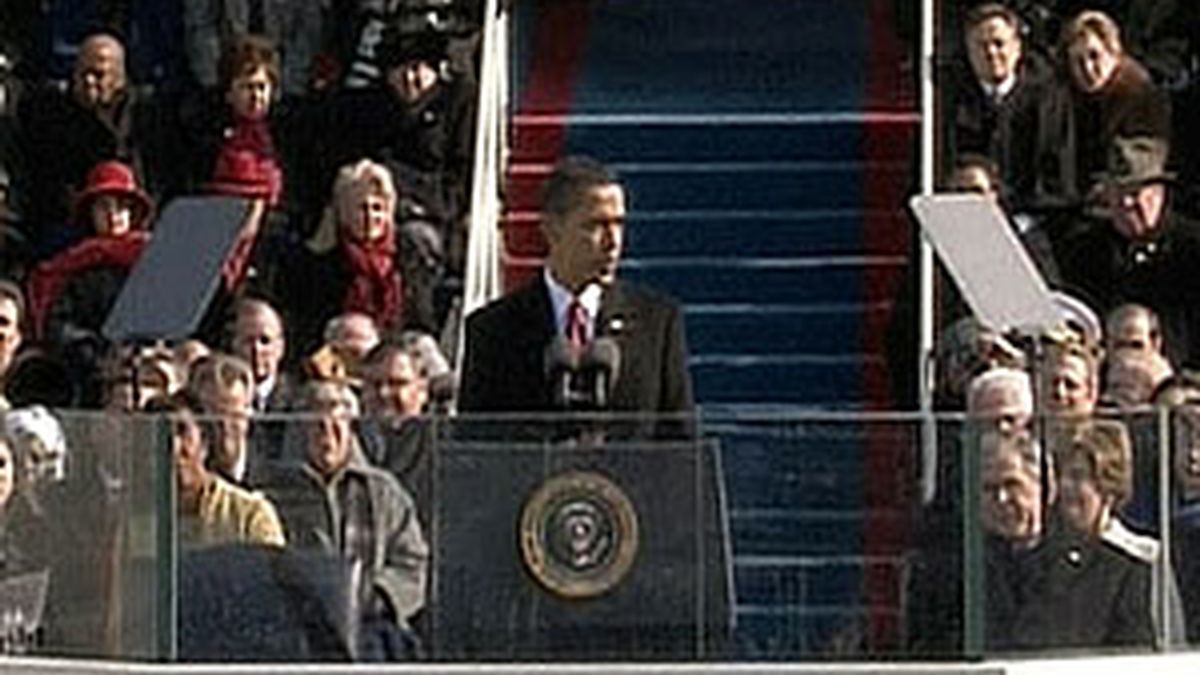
[429,417,733,660]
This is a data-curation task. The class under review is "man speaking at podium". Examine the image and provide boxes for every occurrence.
[459,156,695,439]
[453,158,727,661]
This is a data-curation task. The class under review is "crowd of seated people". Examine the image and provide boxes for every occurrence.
[0,4,482,657]
[9,0,1200,663]
[931,7,1200,416]
[943,2,1198,203]
[0,2,479,404]
[907,291,1200,651]
[942,3,1200,318]
[0,291,446,658]
[917,7,1200,652]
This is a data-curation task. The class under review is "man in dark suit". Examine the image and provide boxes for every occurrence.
[948,3,1049,209]
[459,156,694,439]
[229,297,299,465]
[453,159,726,661]
[908,430,1154,652]
[1055,136,1200,367]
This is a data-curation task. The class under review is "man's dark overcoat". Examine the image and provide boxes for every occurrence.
[459,277,694,440]
[1055,207,1200,366]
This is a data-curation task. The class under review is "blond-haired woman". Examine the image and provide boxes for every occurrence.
[285,159,420,358]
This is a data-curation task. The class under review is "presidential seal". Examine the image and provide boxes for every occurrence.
[519,471,639,599]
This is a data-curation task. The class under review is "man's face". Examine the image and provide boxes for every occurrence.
[1103,360,1150,408]
[949,165,998,197]
[306,390,354,476]
[970,381,1032,436]
[366,351,427,423]
[1109,311,1159,353]
[545,184,626,292]
[332,316,379,365]
[1046,354,1096,416]
[233,309,285,384]
[91,194,133,237]
[981,450,1043,542]
[227,66,273,120]
[1103,352,1170,408]
[0,297,22,378]
[73,36,126,109]
[171,414,207,492]
[966,16,1022,86]
[388,59,439,103]
[198,380,251,474]
[1069,31,1119,93]
[1110,183,1166,242]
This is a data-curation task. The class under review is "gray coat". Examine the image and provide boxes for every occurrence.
[266,450,429,626]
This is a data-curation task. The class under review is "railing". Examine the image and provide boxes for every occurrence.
[0,407,1195,663]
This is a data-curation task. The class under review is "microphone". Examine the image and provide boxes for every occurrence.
[544,336,581,409]
[580,337,621,409]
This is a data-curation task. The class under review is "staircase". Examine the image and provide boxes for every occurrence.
[503,0,919,656]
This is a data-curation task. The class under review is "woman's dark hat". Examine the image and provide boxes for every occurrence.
[1094,136,1175,193]
[378,28,448,70]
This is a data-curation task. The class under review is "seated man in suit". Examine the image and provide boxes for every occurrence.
[950,3,1049,209]
[265,379,428,658]
[909,429,1155,652]
[145,392,285,550]
[229,297,294,414]
[459,156,694,439]
[188,352,257,486]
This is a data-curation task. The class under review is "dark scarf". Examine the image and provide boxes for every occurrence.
[28,232,149,338]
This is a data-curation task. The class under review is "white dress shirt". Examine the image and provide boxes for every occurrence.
[544,269,602,341]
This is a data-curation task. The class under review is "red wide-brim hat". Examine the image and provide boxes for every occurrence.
[73,160,154,228]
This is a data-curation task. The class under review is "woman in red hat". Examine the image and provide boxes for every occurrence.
[27,160,153,343]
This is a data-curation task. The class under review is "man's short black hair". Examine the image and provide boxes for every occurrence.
[364,339,420,374]
[541,156,620,221]
[144,389,204,416]
[964,3,1021,33]
[80,25,128,49]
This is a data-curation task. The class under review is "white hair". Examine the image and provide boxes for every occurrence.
[966,367,1032,415]
[323,312,379,345]
[332,159,397,229]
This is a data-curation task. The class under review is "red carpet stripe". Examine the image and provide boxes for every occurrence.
[862,0,918,651]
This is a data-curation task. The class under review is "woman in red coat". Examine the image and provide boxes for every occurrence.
[27,160,153,344]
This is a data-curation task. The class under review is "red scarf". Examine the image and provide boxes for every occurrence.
[339,235,403,330]
[28,232,150,338]
[226,116,276,157]
[223,117,283,206]
[222,229,257,292]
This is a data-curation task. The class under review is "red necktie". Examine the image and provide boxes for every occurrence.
[566,299,589,348]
